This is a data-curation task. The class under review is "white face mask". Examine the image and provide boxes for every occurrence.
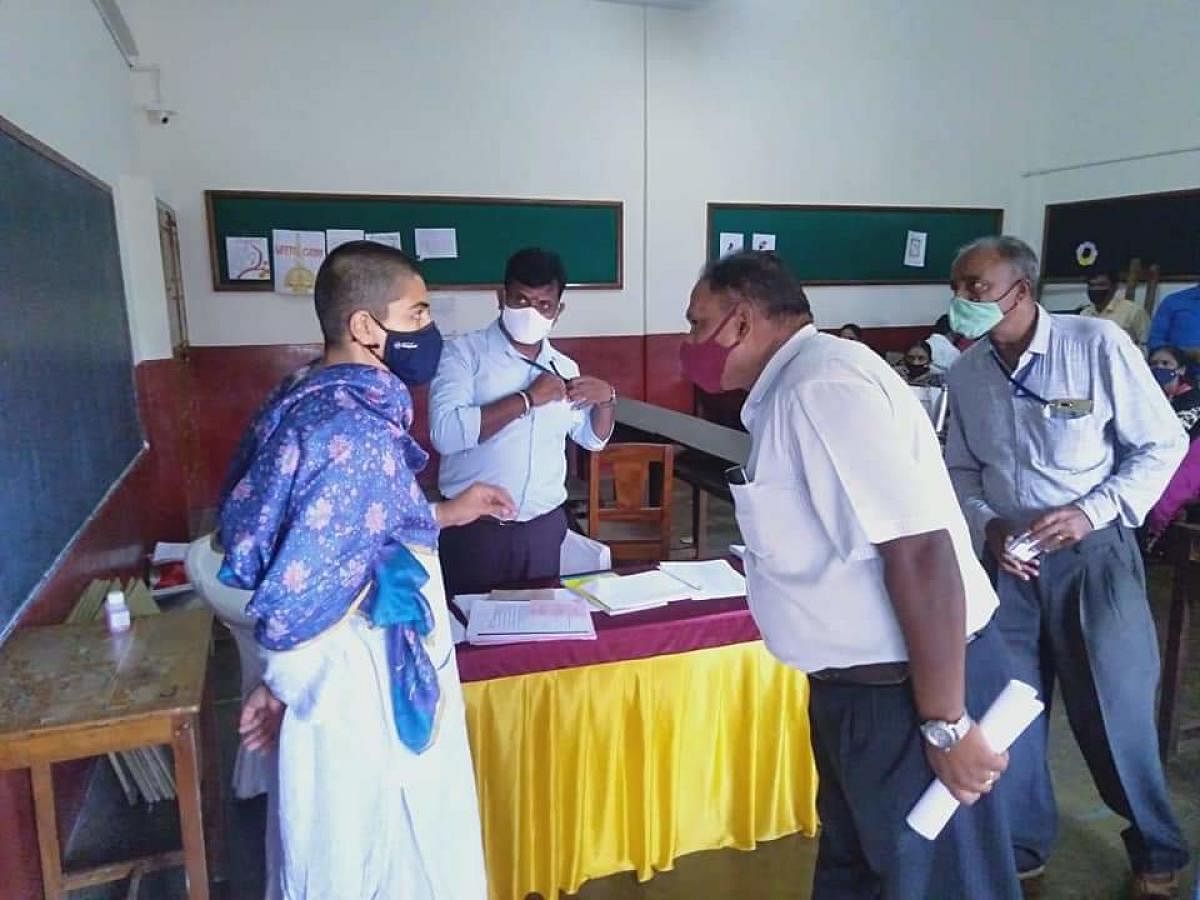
[501,305,556,345]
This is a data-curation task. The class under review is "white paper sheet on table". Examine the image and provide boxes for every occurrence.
[658,560,746,600]
[582,570,692,615]
[465,591,596,645]
[906,679,1044,840]
[449,593,486,644]
[151,541,191,564]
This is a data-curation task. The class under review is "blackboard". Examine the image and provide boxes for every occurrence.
[206,191,623,291]
[707,204,1004,284]
[0,118,142,641]
[1041,188,1200,282]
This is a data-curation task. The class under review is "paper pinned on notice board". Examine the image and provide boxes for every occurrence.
[273,230,325,295]
[325,229,365,252]
[904,230,928,268]
[365,231,403,250]
[719,232,745,257]
[414,227,458,260]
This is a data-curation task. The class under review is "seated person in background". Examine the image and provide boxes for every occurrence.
[1146,438,1200,547]
[1149,345,1200,439]
[220,242,513,898]
[927,314,962,373]
[1080,270,1149,347]
[1149,280,1200,374]
[430,247,616,597]
[837,322,865,342]
[901,340,945,388]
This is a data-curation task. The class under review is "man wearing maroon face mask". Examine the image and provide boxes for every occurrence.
[680,251,1019,898]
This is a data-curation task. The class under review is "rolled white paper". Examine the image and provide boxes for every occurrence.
[906,679,1044,840]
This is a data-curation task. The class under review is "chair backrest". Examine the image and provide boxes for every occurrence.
[587,443,675,563]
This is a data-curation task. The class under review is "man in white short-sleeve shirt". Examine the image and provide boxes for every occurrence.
[679,250,1019,898]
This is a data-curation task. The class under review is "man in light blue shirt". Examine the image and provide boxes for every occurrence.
[1148,282,1200,373]
[430,248,615,596]
[944,236,1189,897]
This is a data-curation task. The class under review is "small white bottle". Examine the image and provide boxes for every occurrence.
[105,589,132,635]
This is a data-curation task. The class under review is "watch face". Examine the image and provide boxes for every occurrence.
[924,723,953,750]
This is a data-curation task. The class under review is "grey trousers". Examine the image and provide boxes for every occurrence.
[808,625,1020,899]
[993,525,1189,875]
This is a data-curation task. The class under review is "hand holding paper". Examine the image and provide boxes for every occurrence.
[907,679,1044,840]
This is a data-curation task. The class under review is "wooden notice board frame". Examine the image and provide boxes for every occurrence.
[205,190,623,292]
[706,203,1005,285]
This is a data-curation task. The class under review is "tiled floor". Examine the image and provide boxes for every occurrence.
[64,489,1200,898]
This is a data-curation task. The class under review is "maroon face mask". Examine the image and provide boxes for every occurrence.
[679,306,742,394]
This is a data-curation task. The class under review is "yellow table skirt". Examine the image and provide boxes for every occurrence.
[462,640,819,900]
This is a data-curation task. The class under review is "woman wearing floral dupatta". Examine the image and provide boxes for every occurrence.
[217,241,513,899]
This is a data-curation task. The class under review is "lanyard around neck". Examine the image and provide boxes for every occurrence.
[990,350,1051,406]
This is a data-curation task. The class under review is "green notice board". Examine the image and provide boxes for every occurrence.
[707,204,1004,284]
[206,191,623,290]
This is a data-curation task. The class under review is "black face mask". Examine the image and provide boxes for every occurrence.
[1088,289,1111,306]
[907,363,930,379]
[368,319,444,386]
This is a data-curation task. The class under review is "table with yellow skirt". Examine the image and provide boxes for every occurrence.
[454,594,819,900]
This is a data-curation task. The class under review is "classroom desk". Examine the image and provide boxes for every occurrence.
[0,610,220,899]
[455,579,818,900]
[614,397,750,467]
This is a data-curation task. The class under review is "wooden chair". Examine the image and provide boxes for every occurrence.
[586,443,675,564]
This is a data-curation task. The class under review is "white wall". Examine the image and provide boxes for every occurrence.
[1014,0,1200,311]
[0,0,136,187]
[125,0,1047,344]
[121,0,1197,344]
[121,0,647,345]
[0,0,172,362]
[642,0,1037,332]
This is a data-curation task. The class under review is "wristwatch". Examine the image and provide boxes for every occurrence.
[601,385,617,407]
[919,711,972,751]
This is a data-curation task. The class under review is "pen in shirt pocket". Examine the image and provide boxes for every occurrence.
[523,357,565,380]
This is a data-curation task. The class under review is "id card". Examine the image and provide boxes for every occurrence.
[1044,398,1093,419]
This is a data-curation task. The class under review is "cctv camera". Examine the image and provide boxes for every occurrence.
[144,106,177,126]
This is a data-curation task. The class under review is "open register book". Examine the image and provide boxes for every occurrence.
[464,589,597,645]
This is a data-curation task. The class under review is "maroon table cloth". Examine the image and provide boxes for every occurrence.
[452,561,758,682]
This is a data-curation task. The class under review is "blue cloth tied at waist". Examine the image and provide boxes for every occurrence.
[361,543,440,753]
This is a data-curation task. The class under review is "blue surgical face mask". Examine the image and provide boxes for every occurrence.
[370,318,444,386]
[1151,365,1180,387]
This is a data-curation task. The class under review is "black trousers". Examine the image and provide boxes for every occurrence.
[992,525,1189,875]
[807,624,1020,899]
[438,506,568,597]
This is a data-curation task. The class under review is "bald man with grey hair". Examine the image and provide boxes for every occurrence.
[943,235,1190,897]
